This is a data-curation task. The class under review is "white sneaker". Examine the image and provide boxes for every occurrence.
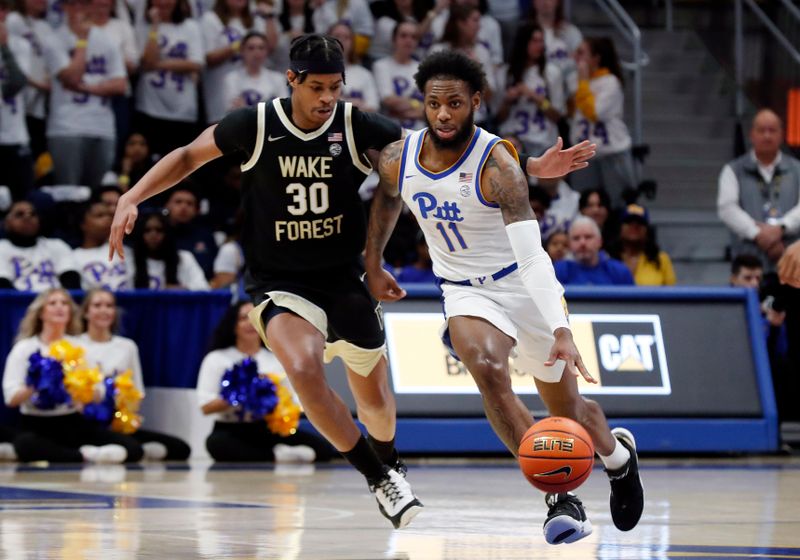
[370,468,423,529]
[274,443,316,464]
[142,442,168,461]
[0,442,17,461]
[84,444,127,464]
[80,445,100,462]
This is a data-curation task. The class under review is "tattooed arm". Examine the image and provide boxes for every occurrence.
[364,139,407,302]
[483,143,596,382]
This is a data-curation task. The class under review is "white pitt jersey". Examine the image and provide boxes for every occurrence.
[372,56,425,131]
[399,127,517,282]
[72,243,135,291]
[5,13,50,119]
[570,72,631,156]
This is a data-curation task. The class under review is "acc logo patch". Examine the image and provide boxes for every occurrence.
[329,143,342,157]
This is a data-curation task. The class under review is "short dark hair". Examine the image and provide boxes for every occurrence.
[528,186,551,210]
[731,254,763,275]
[208,301,250,352]
[414,50,486,96]
[241,31,269,49]
[289,34,345,84]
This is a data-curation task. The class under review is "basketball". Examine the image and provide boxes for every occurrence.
[518,417,595,493]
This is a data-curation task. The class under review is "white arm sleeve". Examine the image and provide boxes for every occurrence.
[505,220,570,333]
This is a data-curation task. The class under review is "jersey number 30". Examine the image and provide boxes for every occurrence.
[286,182,330,215]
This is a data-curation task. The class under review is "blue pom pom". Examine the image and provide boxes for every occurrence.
[219,358,279,419]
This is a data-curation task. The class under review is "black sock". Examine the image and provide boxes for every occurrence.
[368,434,398,465]
[341,435,386,483]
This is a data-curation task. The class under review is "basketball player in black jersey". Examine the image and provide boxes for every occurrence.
[108,34,424,529]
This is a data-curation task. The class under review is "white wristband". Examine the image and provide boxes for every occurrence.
[505,220,570,333]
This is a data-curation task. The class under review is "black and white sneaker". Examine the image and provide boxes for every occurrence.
[393,457,408,478]
[369,467,423,529]
[606,427,644,531]
[543,492,593,545]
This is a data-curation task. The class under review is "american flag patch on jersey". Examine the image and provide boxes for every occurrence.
[328,132,343,142]
[459,172,473,182]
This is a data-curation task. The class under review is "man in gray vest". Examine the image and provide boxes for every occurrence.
[717,109,800,269]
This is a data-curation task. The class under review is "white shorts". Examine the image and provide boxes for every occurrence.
[440,272,566,383]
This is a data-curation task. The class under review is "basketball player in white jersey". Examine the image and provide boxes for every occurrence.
[365,50,644,545]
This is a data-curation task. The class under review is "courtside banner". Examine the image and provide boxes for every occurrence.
[385,313,671,396]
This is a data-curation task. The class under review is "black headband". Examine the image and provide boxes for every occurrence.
[289,58,345,75]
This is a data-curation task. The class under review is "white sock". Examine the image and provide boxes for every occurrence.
[598,439,631,471]
[142,442,168,461]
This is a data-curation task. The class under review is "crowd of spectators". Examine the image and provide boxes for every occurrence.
[0,0,655,293]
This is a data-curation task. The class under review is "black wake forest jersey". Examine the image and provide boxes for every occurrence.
[214,98,401,274]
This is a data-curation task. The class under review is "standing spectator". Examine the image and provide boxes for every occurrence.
[89,0,139,149]
[134,0,203,159]
[6,0,51,159]
[610,204,676,286]
[329,22,378,112]
[79,288,192,460]
[554,215,633,286]
[2,288,144,463]
[197,301,335,462]
[222,31,285,112]
[311,0,373,59]
[579,186,617,249]
[164,186,217,279]
[430,4,494,126]
[131,211,209,290]
[497,22,563,157]
[0,200,80,291]
[367,0,426,62]
[271,0,313,72]
[43,0,127,189]
[569,37,635,205]
[486,0,517,56]
[0,0,34,201]
[372,20,423,130]
[529,0,581,96]
[72,199,135,290]
[201,0,274,124]
[717,109,800,269]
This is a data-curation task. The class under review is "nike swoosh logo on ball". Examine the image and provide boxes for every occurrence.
[534,466,572,478]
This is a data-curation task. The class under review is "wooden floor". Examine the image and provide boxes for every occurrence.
[0,457,799,559]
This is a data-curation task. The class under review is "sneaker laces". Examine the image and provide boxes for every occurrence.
[374,476,404,507]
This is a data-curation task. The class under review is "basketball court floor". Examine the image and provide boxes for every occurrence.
[0,457,798,559]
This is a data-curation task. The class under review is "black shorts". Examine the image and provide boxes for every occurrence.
[247,260,384,349]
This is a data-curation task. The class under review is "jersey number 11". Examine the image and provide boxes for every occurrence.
[436,222,468,252]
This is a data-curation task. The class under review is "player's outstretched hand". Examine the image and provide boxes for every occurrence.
[778,239,800,288]
[108,195,138,262]
[366,267,407,302]
[526,138,596,179]
[545,328,597,384]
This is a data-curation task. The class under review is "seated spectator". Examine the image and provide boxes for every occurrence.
[196,301,335,462]
[210,210,244,292]
[538,175,578,239]
[2,288,144,463]
[44,0,127,189]
[222,31,285,112]
[0,0,34,202]
[329,22,379,113]
[372,20,425,131]
[554,216,633,285]
[528,185,550,226]
[544,229,568,262]
[568,37,635,206]
[97,185,123,211]
[79,288,192,460]
[497,23,563,156]
[717,109,800,270]
[103,133,156,193]
[165,187,218,279]
[131,212,210,290]
[73,199,135,290]
[0,200,80,291]
[394,232,435,283]
[579,187,618,249]
[610,204,676,286]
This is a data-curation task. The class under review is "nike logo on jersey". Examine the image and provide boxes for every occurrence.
[268,135,286,142]
[533,466,572,478]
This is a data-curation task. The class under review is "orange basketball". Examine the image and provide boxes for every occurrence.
[518,417,595,493]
